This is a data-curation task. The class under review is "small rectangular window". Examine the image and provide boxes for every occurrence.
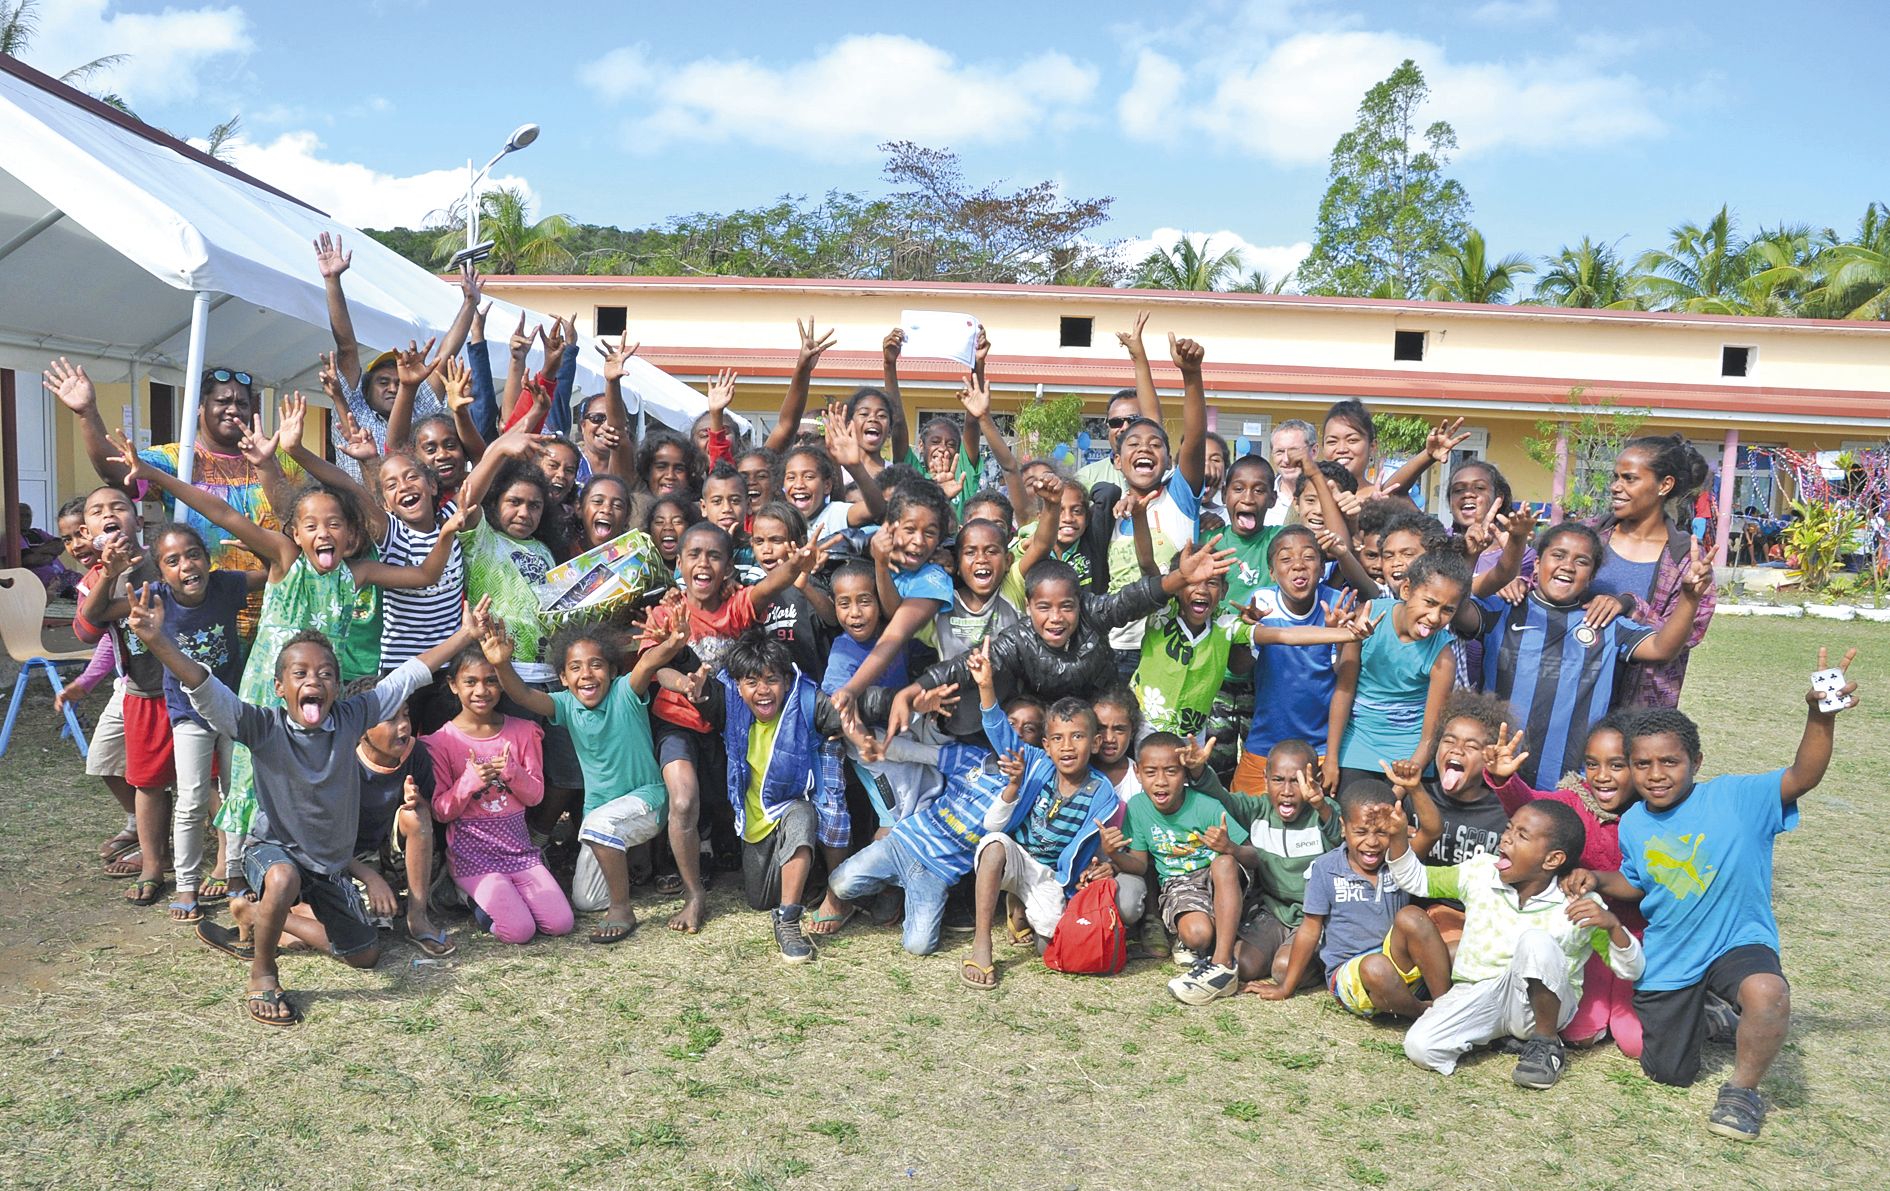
[1721,345,1753,377]
[1059,316,1093,348]
[1393,330,1426,361]
[595,305,628,337]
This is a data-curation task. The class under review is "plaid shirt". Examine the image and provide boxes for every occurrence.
[1592,520,1716,709]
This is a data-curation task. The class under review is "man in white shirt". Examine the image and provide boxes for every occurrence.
[1266,420,1317,526]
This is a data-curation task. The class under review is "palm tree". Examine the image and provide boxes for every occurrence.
[1134,234,1245,291]
[1423,228,1534,304]
[1233,267,1294,294]
[1531,237,1641,309]
[1635,206,1752,314]
[1738,223,1819,317]
[202,114,243,163]
[2,0,135,113]
[1815,201,1890,320]
[432,186,576,274]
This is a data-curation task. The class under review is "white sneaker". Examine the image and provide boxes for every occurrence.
[1168,959,1238,1005]
[1169,941,1199,968]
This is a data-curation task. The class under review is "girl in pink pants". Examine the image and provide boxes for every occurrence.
[426,652,572,944]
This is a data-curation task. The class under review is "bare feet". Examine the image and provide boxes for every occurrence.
[668,895,706,934]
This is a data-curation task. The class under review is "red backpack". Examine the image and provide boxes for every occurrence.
[1043,877,1128,975]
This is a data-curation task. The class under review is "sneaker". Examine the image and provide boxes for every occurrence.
[1168,959,1238,1005]
[1704,994,1741,1044]
[1707,1083,1765,1141]
[1169,941,1199,968]
[773,907,816,964]
[1511,1036,1567,1089]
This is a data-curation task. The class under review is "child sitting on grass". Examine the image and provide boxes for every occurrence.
[1251,778,1449,1021]
[477,617,687,944]
[962,643,1118,990]
[1101,731,1260,1005]
[1387,792,1643,1091]
[1568,651,1858,1141]
[128,587,477,1027]
[346,678,451,957]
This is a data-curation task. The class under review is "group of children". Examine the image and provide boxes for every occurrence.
[37,251,1858,1140]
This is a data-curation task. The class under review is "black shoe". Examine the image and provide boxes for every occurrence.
[773,907,816,964]
[1512,1036,1566,1089]
[1703,993,1741,1044]
[1706,1083,1765,1141]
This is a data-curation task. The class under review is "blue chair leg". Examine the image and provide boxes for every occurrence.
[0,663,30,759]
[36,660,88,755]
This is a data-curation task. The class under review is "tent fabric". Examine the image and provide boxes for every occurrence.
[0,54,705,432]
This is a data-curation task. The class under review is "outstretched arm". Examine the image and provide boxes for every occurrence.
[1783,647,1858,805]
[767,318,836,452]
[598,330,640,482]
[472,605,556,718]
[881,326,910,463]
[314,232,363,389]
[108,428,299,578]
[277,391,388,543]
[386,338,438,452]
[44,359,136,489]
[1115,312,1160,422]
[1168,334,1208,495]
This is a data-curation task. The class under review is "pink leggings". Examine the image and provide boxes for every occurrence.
[1563,950,1643,1058]
[457,864,574,944]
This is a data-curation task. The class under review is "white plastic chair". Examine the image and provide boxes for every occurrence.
[0,568,92,757]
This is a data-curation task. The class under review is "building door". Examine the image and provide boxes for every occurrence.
[18,372,57,532]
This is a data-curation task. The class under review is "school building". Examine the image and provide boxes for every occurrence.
[475,274,1890,535]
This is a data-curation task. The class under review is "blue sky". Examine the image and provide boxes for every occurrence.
[18,0,1890,282]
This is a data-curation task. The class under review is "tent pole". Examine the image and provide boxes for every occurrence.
[175,291,212,484]
[1,368,18,569]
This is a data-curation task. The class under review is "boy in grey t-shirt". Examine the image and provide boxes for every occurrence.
[128,586,477,1027]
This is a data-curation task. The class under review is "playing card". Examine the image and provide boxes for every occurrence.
[1812,668,1853,712]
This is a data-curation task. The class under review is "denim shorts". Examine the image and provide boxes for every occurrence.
[243,841,379,958]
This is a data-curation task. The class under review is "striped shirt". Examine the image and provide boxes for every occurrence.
[377,501,466,672]
[1476,594,1653,788]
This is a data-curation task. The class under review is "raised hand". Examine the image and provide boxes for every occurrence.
[1333,489,1363,521]
[1176,536,1235,584]
[276,391,308,452]
[313,231,351,279]
[1461,507,1498,559]
[995,749,1026,789]
[317,351,346,406]
[508,313,534,361]
[332,399,378,461]
[797,317,837,365]
[1483,721,1530,782]
[44,357,97,415]
[458,259,482,304]
[1501,503,1540,546]
[1807,645,1860,716]
[1378,757,1424,796]
[912,682,961,719]
[395,338,440,388]
[541,316,569,372]
[964,638,994,692]
[825,402,863,467]
[1679,537,1714,599]
[1168,332,1205,372]
[1202,813,1234,856]
[1425,417,1470,464]
[1176,732,1213,779]
[597,329,640,384]
[104,428,151,486]
[956,372,991,421]
[1115,311,1150,358]
[882,325,904,363]
[125,582,164,643]
[974,325,990,366]
[237,413,276,467]
[1026,469,1064,509]
[442,356,473,411]
[474,607,514,665]
[706,367,736,416]
[98,528,144,579]
[1295,767,1326,814]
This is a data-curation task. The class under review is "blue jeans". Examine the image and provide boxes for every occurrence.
[829,833,950,956]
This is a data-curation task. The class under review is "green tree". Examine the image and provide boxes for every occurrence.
[1521,386,1648,517]
[1297,60,1472,299]
[1635,205,1752,314]
[431,186,577,274]
[1531,237,1642,309]
[1815,201,1890,320]
[1233,267,1294,294]
[1013,391,1086,461]
[1423,228,1533,303]
[1133,234,1245,291]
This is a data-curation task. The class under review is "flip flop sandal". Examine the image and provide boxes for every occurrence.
[803,906,856,936]
[198,877,230,903]
[1005,919,1037,947]
[196,919,254,962]
[167,900,202,923]
[103,853,144,879]
[655,873,684,896]
[246,988,301,1028]
[588,919,638,945]
[99,831,138,861]
[124,879,163,906]
[959,960,999,991]
[412,928,458,958]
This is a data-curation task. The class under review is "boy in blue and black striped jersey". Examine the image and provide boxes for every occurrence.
[1463,523,1709,789]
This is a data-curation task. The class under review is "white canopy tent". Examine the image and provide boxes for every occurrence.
[0,53,706,491]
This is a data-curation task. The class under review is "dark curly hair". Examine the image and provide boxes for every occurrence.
[636,429,707,497]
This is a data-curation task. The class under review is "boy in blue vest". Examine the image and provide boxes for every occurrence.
[1569,649,1858,1141]
[689,631,891,963]
[961,640,1118,989]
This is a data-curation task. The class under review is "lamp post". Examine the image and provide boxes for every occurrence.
[453,122,539,268]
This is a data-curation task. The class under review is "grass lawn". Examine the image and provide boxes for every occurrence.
[0,616,1885,1189]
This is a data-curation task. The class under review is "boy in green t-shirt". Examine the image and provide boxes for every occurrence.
[1221,455,1282,612]
[1188,738,1343,988]
[1102,732,1260,1005]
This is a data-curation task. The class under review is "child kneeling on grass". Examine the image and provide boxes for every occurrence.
[1250,777,1449,1020]
[1101,732,1260,1005]
[1384,784,1644,1089]
[1569,650,1858,1142]
[128,587,477,1027]
[962,642,1118,990]
[476,615,687,945]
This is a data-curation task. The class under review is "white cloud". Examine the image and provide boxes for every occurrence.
[580,35,1099,157]
[209,132,538,230]
[14,0,250,106]
[1472,0,1557,22]
[1120,28,1662,164]
[1119,228,1312,290]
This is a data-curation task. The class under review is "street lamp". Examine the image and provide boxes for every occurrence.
[451,122,540,269]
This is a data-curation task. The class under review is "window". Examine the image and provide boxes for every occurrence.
[1393,330,1426,362]
[1059,316,1093,348]
[595,305,628,337]
[1721,345,1753,378]
[148,381,175,444]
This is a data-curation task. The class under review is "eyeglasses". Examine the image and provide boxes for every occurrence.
[1105,416,1135,429]
[584,413,610,425]
[206,369,252,386]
